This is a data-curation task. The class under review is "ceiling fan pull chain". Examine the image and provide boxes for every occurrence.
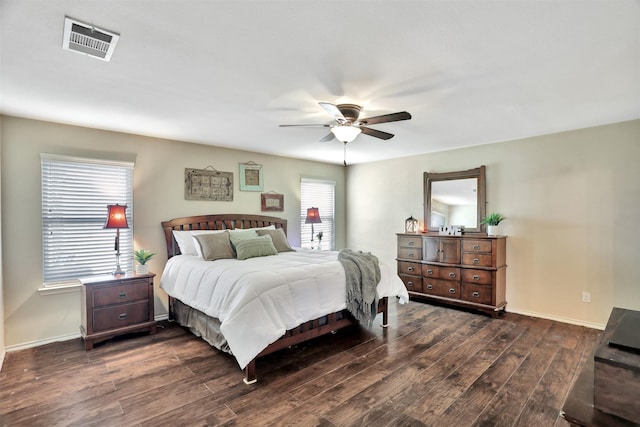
[343,142,347,167]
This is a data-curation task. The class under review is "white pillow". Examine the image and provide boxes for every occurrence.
[172,229,225,256]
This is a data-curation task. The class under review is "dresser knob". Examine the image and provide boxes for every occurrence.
[408,267,414,272]
[118,313,127,320]
[472,291,480,298]
[426,269,433,275]
[473,275,480,280]
[408,253,414,258]
[426,284,433,290]
[449,288,456,294]
[473,245,480,250]
[119,292,127,298]
[408,241,414,246]
[473,258,480,265]
[449,272,456,278]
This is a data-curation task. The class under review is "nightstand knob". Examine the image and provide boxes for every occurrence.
[119,292,127,298]
[118,313,127,320]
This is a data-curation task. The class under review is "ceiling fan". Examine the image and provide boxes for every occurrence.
[280,101,412,142]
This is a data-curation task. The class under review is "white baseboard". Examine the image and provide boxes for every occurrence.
[508,307,605,330]
[6,331,81,352]
[5,313,171,353]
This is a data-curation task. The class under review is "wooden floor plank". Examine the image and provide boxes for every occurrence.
[0,300,602,427]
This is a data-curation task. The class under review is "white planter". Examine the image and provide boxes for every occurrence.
[486,225,499,236]
[136,264,149,275]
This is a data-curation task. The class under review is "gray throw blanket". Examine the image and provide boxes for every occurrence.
[338,249,380,328]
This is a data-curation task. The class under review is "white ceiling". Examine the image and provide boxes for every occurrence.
[1,1,639,165]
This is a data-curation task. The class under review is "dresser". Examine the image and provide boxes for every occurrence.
[397,233,507,317]
[80,273,156,350]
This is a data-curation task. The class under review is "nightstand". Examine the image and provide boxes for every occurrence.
[80,272,156,350]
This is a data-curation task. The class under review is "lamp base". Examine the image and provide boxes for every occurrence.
[112,265,125,275]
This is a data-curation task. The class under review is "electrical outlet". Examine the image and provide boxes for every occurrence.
[582,291,591,303]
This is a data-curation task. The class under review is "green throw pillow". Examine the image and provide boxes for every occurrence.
[234,235,278,260]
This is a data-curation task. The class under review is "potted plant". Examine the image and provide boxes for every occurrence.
[134,248,155,274]
[481,213,506,236]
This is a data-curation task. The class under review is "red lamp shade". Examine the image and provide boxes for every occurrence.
[305,207,321,224]
[104,204,129,229]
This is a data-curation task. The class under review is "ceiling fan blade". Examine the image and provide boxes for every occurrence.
[318,102,347,123]
[319,133,335,142]
[279,124,331,128]
[359,111,412,125]
[360,126,394,140]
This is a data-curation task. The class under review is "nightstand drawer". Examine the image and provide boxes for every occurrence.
[93,300,150,332]
[93,280,149,307]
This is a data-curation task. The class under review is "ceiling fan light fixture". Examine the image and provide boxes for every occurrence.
[330,125,361,143]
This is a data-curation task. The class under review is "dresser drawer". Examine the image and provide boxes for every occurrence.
[92,300,150,332]
[461,269,492,285]
[93,280,150,307]
[399,274,422,293]
[398,235,422,248]
[398,247,422,260]
[398,261,421,275]
[422,264,439,277]
[423,278,460,299]
[462,253,493,267]
[462,239,492,253]
[462,283,493,305]
[439,266,460,280]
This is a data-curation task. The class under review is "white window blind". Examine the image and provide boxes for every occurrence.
[41,154,134,284]
[300,178,335,250]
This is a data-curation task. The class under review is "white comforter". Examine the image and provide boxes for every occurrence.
[160,248,409,369]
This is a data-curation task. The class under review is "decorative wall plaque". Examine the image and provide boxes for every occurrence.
[184,167,233,201]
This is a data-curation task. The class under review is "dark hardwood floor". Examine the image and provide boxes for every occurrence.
[0,299,600,426]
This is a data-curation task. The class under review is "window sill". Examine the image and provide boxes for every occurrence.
[38,282,82,296]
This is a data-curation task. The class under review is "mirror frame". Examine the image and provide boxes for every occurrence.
[424,165,486,234]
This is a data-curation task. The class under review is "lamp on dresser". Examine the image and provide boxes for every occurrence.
[104,204,128,275]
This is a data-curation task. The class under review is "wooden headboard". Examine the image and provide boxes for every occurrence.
[161,214,288,258]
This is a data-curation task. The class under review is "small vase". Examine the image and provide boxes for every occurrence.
[136,264,149,275]
[486,225,498,236]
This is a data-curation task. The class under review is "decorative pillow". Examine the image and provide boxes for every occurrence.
[172,229,225,256]
[234,235,278,260]
[193,232,235,261]
[257,228,294,252]
[228,229,259,249]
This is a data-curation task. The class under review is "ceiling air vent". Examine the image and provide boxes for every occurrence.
[62,17,120,62]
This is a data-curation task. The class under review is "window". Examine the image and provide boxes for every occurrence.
[41,154,134,285]
[300,178,335,250]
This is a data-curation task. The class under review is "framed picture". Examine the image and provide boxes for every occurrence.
[239,162,263,191]
[261,193,284,211]
[184,167,233,201]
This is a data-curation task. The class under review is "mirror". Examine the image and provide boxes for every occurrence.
[424,166,486,233]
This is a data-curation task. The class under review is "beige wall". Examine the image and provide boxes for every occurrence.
[0,115,5,364]
[0,116,346,348]
[346,119,640,328]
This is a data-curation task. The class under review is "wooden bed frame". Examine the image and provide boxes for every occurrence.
[161,213,388,384]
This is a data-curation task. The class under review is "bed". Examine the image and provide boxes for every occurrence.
[160,213,409,383]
